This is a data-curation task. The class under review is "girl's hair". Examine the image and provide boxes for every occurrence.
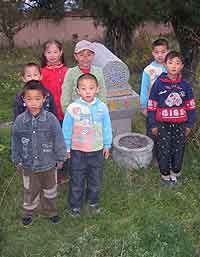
[41,40,65,67]
[77,73,98,88]
[22,62,41,76]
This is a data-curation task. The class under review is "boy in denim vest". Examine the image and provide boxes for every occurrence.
[12,80,66,226]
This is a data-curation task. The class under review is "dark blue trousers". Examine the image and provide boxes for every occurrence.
[69,150,104,210]
[157,123,185,176]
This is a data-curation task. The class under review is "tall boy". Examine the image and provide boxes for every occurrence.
[61,40,106,112]
[12,80,66,226]
[147,51,196,184]
[62,73,112,217]
[140,38,169,116]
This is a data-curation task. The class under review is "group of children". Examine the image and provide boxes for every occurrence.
[11,37,196,226]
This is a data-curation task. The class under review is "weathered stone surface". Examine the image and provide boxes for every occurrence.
[112,133,154,170]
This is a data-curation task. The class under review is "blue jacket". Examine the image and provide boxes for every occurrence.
[140,61,166,108]
[62,98,112,152]
[12,109,66,172]
[147,73,196,129]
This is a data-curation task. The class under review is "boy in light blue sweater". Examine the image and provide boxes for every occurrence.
[62,73,112,217]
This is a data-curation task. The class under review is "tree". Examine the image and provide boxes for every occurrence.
[83,0,146,57]
[22,0,66,18]
[0,0,30,49]
[149,0,200,79]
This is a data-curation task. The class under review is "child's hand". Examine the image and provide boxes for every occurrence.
[185,127,191,137]
[16,163,23,175]
[152,127,158,137]
[141,108,147,117]
[67,152,71,159]
[57,161,64,169]
[103,149,110,159]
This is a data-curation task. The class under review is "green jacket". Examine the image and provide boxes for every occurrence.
[61,65,107,112]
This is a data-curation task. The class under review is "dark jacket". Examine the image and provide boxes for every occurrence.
[147,72,196,129]
[12,109,66,172]
[13,86,58,121]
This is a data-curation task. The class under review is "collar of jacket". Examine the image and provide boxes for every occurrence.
[23,109,47,123]
[159,73,182,83]
[46,63,64,69]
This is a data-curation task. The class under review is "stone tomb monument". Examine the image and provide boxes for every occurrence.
[92,42,139,135]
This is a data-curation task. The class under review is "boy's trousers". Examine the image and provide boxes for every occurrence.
[69,150,104,210]
[22,167,57,217]
[157,123,185,176]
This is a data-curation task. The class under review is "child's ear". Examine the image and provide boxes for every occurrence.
[39,74,43,81]
[76,87,80,95]
[43,96,46,103]
[96,86,99,93]
[74,54,78,61]
[22,76,26,82]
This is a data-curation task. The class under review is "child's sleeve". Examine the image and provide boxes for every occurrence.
[51,115,66,161]
[140,70,150,109]
[13,93,24,121]
[62,109,74,152]
[11,121,22,165]
[61,69,73,113]
[184,84,196,128]
[102,104,112,149]
[46,91,58,118]
[97,69,107,104]
[147,81,158,129]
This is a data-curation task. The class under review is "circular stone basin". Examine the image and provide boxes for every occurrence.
[112,132,154,170]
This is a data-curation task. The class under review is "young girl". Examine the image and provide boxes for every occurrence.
[41,40,68,123]
[41,40,68,184]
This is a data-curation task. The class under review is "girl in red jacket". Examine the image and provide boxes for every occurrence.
[41,40,68,123]
[41,40,68,184]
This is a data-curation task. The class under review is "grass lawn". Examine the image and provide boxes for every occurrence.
[1,44,200,257]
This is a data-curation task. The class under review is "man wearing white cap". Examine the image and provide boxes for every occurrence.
[61,40,107,112]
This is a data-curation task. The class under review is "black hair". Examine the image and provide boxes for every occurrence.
[22,80,46,98]
[77,73,99,88]
[165,50,184,63]
[41,40,65,67]
[22,62,41,76]
[152,38,169,50]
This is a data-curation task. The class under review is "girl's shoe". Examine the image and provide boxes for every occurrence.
[160,175,171,186]
[170,175,177,185]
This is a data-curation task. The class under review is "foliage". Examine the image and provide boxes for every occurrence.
[148,0,200,80]
[22,0,66,19]
[83,0,146,57]
[0,0,32,49]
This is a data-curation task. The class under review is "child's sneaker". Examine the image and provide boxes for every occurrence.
[69,208,80,218]
[170,175,177,185]
[21,216,32,226]
[160,175,171,186]
[89,204,102,215]
[49,215,60,224]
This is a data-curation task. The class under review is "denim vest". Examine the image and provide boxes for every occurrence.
[12,109,66,172]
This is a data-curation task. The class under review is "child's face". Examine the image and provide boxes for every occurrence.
[152,45,168,64]
[165,57,184,79]
[74,49,95,68]
[44,43,63,66]
[23,89,45,116]
[22,66,42,82]
[77,78,99,103]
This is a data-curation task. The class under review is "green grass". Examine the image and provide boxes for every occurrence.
[1,41,200,257]
[1,126,200,257]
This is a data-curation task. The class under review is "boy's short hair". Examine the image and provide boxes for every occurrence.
[74,40,95,54]
[77,73,98,88]
[152,38,169,50]
[22,62,41,76]
[165,51,184,63]
[22,80,46,97]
